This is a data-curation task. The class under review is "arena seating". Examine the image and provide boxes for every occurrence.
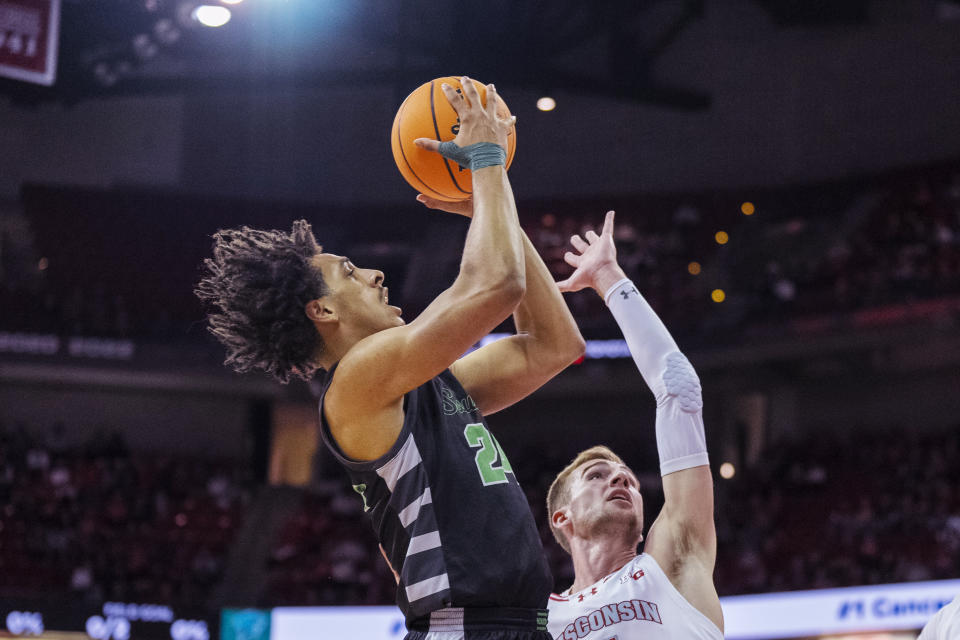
[262,423,960,603]
[3,163,957,344]
[521,163,960,339]
[263,484,396,606]
[0,423,251,607]
[711,425,960,594]
[3,163,959,607]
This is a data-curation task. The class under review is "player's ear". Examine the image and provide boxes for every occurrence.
[552,507,570,531]
[306,298,337,325]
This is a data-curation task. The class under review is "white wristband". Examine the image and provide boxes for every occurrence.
[605,278,709,476]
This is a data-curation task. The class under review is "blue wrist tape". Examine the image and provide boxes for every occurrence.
[437,141,506,171]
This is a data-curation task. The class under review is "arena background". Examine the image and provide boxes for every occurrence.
[1,1,959,638]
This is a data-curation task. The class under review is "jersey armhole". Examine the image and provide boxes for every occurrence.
[319,370,421,472]
[639,553,724,638]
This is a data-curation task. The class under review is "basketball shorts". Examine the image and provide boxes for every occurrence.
[405,607,552,640]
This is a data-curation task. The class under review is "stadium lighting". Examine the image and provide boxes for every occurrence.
[719,462,736,479]
[221,0,244,4]
[93,61,118,87]
[132,34,159,60]
[154,18,181,44]
[537,96,556,111]
[192,5,232,27]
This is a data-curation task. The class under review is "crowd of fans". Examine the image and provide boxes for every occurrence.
[520,165,960,337]
[263,423,960,605]
[264,479,396,607]
[523,203,711,337]
[0,422,252,607]
[0,280,139,339]
[760,170,960,319]
[1,419,955,607]
[2,163,959,345]
[714,426,960,594]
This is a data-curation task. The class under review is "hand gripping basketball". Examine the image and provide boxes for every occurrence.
[415,76,516,169]
[391,76,517,201]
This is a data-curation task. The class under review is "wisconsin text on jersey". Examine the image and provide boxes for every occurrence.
[552,599,662,639]
[549,570,663,639]
[548,555,722,640]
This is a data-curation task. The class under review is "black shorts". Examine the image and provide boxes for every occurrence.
[405,607,552,640]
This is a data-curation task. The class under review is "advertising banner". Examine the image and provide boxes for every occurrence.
[0,0,60,86]
[269,606,404,640]
[1,599,215,640]
[721,579,960,639]
[264,579,960,640]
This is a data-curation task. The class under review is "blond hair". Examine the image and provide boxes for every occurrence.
[546,445,627,553]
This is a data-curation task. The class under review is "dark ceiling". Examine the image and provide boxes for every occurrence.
[0,0,875,109]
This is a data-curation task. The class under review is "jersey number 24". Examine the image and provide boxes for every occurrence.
[463,423,514,486]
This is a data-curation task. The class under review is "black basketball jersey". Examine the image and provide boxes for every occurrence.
[318,364,553,624]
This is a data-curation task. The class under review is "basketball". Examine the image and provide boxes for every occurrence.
[391,76,517,202]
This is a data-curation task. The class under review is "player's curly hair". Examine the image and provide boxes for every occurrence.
[195,219,329,384]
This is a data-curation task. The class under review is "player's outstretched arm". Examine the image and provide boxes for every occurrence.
[418,195,585,415]
[326,78,526,460]
[559,211,721,627]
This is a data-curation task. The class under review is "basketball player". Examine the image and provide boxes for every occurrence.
[543,211,724,640]
[197,77,585,639]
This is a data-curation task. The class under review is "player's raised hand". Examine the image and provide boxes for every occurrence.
[416,194,473,218]
[556,210,627,295]
[414,77,516,155]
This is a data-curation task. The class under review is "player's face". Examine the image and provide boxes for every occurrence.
[565,459,644,546]
[312,253,405,333]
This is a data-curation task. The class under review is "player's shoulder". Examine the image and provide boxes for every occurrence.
[327,327,411,403]
[333,324,406,378]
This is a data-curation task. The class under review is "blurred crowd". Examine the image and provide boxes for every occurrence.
[264,481,396,607]
[2,419,955,608]
[763,171,960,318]
[0,281,139,339]
[523,203,709,337]
[522,167,960,337]
[2,165,959,343]
[0,423,251,607]
[715,425,960,593]
[264,423,960,604]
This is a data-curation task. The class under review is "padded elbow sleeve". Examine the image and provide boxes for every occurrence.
[656,352,709,475]
[605,278,709,476]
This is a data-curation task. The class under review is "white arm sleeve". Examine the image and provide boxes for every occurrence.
[605,278,710,476]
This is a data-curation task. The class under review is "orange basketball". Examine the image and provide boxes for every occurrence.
[391,77,517,202]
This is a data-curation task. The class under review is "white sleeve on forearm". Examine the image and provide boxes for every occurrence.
[605,278,710,476]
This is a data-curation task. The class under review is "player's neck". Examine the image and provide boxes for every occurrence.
[315,327,366,370]
[567,537,637,594]
[315,340,345,370]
